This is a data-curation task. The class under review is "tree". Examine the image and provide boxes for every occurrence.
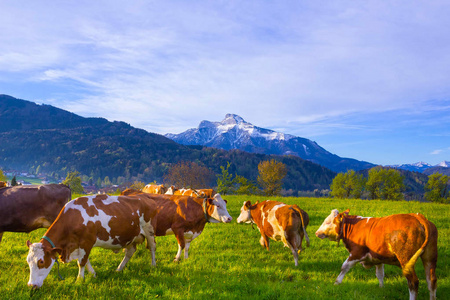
[330,170,365,199]
[164,161,214,189]
[330,173,347,198]
[425,173,449,203]
[130,181,146,190]
[0,169,7,182]
[234,175,257,195]
[366,167,404,200]
[11,176,18,186]
[257,159,287,196]
[382,169,405,200]
[217,162,234,195]
[62,171,84,194]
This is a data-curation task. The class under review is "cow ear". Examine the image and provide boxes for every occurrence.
[26,240,32,248]
[343,209,350,215]
[223,199,228,204]
[51,247,63,256]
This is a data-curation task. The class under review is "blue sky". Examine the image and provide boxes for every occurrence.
[1,1,449,166]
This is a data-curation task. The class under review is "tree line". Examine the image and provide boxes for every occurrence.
[329,166,449,203]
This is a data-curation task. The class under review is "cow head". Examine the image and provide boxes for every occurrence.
[236,201,257,224]
[26,240,61,289]
[165,186,177,195]
[315,209,349,241]
[207,194,232,223]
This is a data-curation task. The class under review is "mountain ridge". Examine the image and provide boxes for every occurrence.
[0,95,336,192]
[166,114,375,173]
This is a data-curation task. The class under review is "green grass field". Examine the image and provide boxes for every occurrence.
[0,195,448,299]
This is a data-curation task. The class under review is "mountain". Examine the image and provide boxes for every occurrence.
[390,162,433,173]
[166,114,375,173]
[0,95,336,191]
[391,161,450,175]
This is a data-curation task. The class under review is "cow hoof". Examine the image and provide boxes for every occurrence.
[334,281,341,285]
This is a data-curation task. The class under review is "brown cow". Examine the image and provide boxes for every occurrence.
[26,194,157,289]
[237,200,310,266]
[120,189,232,261]
[315,209,438,300]
[196,189,215,198]
[142,184,167,194]
[0,184,71,243]
[173,188,199,197]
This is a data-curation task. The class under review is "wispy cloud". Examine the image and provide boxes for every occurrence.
[1,1,450,165]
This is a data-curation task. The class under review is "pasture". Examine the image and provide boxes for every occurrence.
[0,195,448,299]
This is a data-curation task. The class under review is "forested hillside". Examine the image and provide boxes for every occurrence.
[0,95,335,191]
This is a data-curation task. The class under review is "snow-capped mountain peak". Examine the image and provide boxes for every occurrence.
[437,161,450,167]
[165,114,375,172]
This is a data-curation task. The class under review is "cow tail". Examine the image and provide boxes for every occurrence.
[292,207,310,247]
[403,213,430,276]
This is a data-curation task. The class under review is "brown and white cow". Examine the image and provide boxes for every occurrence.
[173,188,199,197]
[142,184,167,194]
[196,189,215,198]
[315,209,438,300]
[26,194,157,289]
[120,189,232,261]
[237,200,310,266]
[0,184,71,243]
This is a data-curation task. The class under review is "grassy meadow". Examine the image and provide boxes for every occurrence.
[0,195,448,299]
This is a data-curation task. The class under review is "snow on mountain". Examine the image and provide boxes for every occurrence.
[166,114,374,173]
[437,161,450,168]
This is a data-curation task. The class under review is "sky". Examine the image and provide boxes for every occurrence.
[1,1,449,166]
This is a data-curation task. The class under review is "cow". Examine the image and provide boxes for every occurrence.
[26,194,157,289]
[164,186,177,195]
[196,189,215,198]
[142,184,167,194]
[237,200,310,266]
[315,209,438,300]
[0,181,8,188]
[173,188,199,197]
[0,184,71,243]
[120,189,232,261]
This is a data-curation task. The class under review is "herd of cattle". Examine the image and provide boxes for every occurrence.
[0,183,438,299]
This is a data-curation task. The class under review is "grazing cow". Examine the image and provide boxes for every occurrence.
[0,184,71,243]
[315,209,438,300]
[26,194,157,289]
[164,186,177,195]
[237,200,310,266]
[196,189,215,198]
[173,188,199,197]
[120,189,232,261]
[142,184,167,194]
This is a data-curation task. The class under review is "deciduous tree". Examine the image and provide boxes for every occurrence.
[257,159,287,196]
[165,161,214,189]
[425,173,449,203]
[63,171,84,194]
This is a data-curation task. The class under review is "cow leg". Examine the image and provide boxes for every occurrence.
[117,244,137,271]
[184,241,191,259]
[143,226,157,266]
[86,259,96,277]
[174,231,185,262]
[146,235,156,266]
[290,246,299,266]
[259,235,270,251]
[403,268,419,300]
[376,264,384,287]
[421,240,437,300]
[335,257,360,285]
[76,253,92,281]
